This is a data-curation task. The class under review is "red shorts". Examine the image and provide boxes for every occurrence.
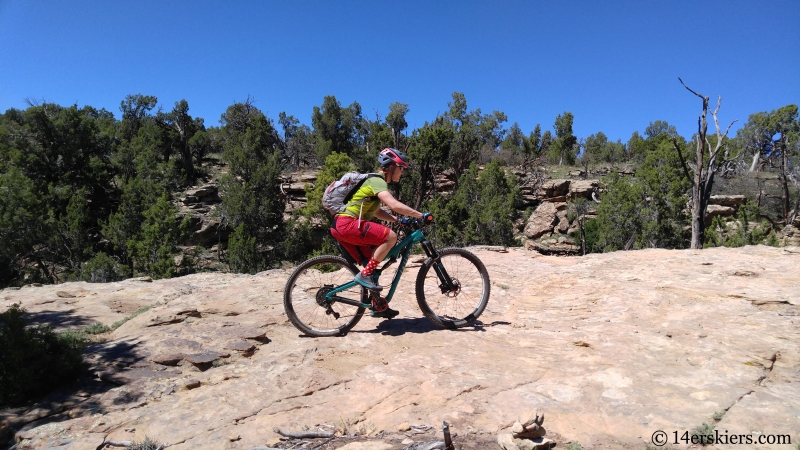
[330,215,390,263]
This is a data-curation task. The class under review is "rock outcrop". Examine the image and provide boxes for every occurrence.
[3,246,799,449]
[174,167,758,262]
[524,202,562,239]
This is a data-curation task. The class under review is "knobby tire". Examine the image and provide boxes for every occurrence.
[283,255,366,337]
[415,248,490,329]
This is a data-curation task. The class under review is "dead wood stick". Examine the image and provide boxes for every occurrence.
[102,441,134,447]
[272,427,334,439]
[101,441,164,450]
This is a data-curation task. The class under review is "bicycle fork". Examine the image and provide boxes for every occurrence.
[421,241,459,294]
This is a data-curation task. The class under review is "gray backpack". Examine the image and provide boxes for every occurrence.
[321,172,380,216]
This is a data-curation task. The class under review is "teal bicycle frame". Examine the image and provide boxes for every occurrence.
[323,226,456,309]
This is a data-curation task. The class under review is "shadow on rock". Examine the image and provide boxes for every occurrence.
[87,338,146,369]
[372,317,441,335]
[21,308,96,330]
[0,375,117,447]
[351,317,476,335]
[372,318,510,335]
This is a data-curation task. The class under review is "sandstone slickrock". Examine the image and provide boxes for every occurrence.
[225,340,257,353]
[3,246,799,449]
[524,203,560,239]
[151,354,183,366]
[184,351,230,365]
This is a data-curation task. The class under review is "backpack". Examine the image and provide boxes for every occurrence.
[321,172,381,216]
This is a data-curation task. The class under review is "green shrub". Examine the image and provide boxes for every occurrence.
[83,322,112,335]
[690,422,715,446]
[583,218,600,253]
[81,252,128,283]
[766,230,780,247]
[278,217,319,263]
[127,194,189,279]
[704,201,776,248]
[0,304,88,407]
[428,161,520,247]
[227,223,264,274]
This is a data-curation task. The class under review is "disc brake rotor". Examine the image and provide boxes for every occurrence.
[444,278,461,298]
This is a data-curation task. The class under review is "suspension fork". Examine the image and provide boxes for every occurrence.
[421,240,457,291]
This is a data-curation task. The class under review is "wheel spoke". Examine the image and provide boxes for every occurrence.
[416,248,490,328]
[284,256,365,336]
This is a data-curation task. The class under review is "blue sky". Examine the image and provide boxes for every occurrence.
[1,1,798,143]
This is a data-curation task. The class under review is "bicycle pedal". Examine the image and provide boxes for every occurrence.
[370,308,399,319]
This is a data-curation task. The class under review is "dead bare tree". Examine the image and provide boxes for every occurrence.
[787,164,800,226]
[670,78,737,249]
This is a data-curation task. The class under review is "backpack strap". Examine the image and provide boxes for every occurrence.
[342,174,381,227]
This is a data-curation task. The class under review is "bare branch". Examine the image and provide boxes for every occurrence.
[678,77,705,100]
[722,120,738,139]
[101,441,134,447]
[24,96,45,107]
[708,102,738,163]
[272,428,334,439]
[712,96,722,117]
[670,136,695,187]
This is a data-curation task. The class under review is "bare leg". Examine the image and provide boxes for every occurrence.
[372,230,397,262]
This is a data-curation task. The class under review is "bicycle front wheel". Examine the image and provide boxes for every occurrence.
[284,255,366,337]
[415,248,490,329]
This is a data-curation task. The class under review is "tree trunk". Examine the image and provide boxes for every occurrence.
[688,88,710,250]
[674,78,737,249]
[788,191,800,226]
[182,144,194,186]
[749,151,760,172]
[579,218,586,256]
[779,136,791,221]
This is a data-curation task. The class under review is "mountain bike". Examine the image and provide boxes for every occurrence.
[283,218,491,337]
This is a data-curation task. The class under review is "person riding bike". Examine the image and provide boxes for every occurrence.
[329,148,431,318]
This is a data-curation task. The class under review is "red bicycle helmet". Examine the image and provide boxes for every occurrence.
[378,148,409,169]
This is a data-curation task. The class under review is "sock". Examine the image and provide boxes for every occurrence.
[361,258,379,277]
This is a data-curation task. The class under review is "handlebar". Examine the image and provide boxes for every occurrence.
[398,214,434,230]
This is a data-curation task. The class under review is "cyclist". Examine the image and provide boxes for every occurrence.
[329,148,431,318]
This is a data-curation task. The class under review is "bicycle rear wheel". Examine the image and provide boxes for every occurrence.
[284,255,366,337]
[415,248,490,329]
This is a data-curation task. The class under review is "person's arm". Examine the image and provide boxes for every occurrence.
[374,208,397,223]
[377,191,423,218]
